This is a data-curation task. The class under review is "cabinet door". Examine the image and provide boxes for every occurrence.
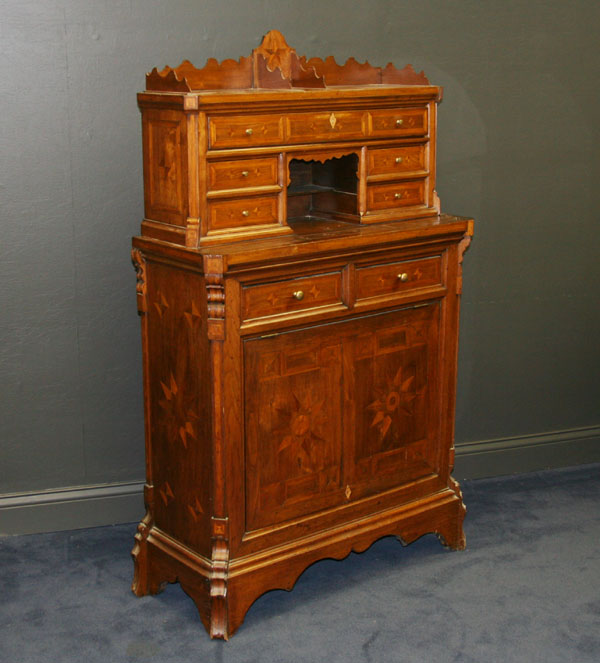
[343,303,441,500]
[244,329,345,531]
[243,302,442,531]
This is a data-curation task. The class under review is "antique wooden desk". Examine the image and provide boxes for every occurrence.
[131,30,472,639]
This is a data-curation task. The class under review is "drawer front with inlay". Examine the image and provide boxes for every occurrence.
[356,256,442,301]
[208,157,279,191]
[286,111,365,143]
[367,145,426,177]
[208,115,285,149]
[242,272,343,320]
[367,108,428,138]
[367,180,426,210]
[208,195,278,232]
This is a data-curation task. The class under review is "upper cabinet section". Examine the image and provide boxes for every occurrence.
[138,31,443,248]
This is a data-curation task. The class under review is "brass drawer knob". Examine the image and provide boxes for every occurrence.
[394,192,403,199]
[397,273,409,282]
[242,210,250,217]
[293,290,304,301]
[395,156,403,164]
[245,128,253,136]
[241,170,250,177]
[395,119,404,127]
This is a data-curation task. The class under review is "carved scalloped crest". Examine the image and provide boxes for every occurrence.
[382,62,429,85]
[145,30,430,91]
[147,56,253,91]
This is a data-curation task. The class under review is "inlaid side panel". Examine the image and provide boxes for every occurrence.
[142,109,189,226]
[244,331,344,530]
[346,304,441,498]
[144,261,212,555]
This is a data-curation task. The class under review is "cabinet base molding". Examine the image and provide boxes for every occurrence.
[132,487,465,639]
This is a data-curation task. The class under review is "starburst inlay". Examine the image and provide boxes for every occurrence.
[367,365,419,442]
[275,390,327,473]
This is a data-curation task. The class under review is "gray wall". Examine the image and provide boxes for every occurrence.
[1,0,599,533]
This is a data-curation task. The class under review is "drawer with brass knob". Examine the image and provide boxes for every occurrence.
[367,179,425,210]
[207,157,279,192]
[367,107,428,138]
[208,114,285,148]
[355,255,443,302]
[367,145,427,177]
[241,272,343,321]
[207,195,279,232]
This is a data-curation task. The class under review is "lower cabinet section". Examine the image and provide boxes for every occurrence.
[244,305,441,531]
[130,216,471,639]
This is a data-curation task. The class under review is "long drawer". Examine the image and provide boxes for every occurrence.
[356,255,443,301]
[242,272,343,320]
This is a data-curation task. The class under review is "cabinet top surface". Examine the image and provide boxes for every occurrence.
[133,214,473,269]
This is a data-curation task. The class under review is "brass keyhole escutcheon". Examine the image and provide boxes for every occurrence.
[395,118,404,127]
[345,485,352,500]
[245,128,253,136]
[242,210,250,217]
[397,273,409,282]
[293,290,304,301]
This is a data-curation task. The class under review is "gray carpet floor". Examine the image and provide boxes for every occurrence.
[1,464,599,663]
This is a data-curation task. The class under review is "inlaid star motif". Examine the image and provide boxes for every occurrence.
[184,300,202,327]
[159,372,199,449]
[154,292,169,318]
[187,497,204,522]
[367,364,419,443]
[159,482,174,506]
[274,390,327,473]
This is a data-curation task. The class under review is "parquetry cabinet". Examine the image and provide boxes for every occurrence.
[131,30,473,639]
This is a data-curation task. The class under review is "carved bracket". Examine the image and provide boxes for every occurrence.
[203,255,225,340]
[456,234,473,295]
[131,248,148,314]
[209,517,230,638]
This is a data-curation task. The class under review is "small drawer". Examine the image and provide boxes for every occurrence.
[367,180,425,210]
[208,115,284,149]
[242,272,343,320]
[367,145,426,177]
[286,111,365,143]
[208,157,279,192]
[367,108,428,138]
[356,256,442,301]
[208,195,279,232]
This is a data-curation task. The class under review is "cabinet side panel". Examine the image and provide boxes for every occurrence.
[144,259,212,556]
[142,109,189,227]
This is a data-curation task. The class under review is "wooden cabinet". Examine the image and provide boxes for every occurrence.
[131,31,473,639]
